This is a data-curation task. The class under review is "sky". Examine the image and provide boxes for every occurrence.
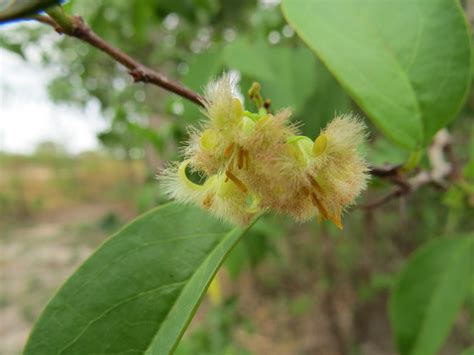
[0,46,106,155]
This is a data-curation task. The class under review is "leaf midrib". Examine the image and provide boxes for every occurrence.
[143,228,241,354]
[63,232,223,301]
[56,230,225,354]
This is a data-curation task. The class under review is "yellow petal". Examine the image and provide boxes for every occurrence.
[313,133,328,157]
[199,129,218,151]
[232,98,244,120]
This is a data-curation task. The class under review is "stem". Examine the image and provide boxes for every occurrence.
[401,149,423,173]
[33,14,61,30]
[45,7,74,33]
[363,131,454,209]
[41,8,205,107]
[369,164,402,178]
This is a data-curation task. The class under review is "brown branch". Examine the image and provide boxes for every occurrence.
[33,13,205,107]
[369,164,402,178]
[362,187,409,209]
[363,129,453,209]
[362,165,408,208]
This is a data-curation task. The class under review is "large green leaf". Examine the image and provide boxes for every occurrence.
[297,58,351,136]
[25,202,252,355]
[282,0,472,150]
[389,235,474,355]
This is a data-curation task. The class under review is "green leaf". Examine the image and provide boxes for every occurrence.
[389,235,474,355]
[132,0,155,44]
[223,38,318,113]
[282,0,472,150]
[297,58,351,136]
[25,202,253,355]
[0,0,60,22]
[366,136,408,167]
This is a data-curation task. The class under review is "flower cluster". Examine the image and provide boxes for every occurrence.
[159,74,369,227]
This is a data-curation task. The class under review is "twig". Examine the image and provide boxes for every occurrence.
[32,15,61,31]
[363,130,453,209]
[32,11,205,107]
[362,187,409,209]
[369,164,402,178]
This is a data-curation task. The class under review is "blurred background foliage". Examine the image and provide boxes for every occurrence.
[0,0,473,354]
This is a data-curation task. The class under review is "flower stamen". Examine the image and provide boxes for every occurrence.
[225,170,248,193]
[301,186,310,196]
[224,143,235,158]
[243,150,250,169]
[203,195,214,208]
[310,192,329,220]
[313,133,328,157]
[307,174,323,195]
[237,148,244,170]
[330,214,343,230]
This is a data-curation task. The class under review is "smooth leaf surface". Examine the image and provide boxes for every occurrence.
[25,202,250,355]
[389,235,474,355]
[297,58,351,136]
[282,0,472,150]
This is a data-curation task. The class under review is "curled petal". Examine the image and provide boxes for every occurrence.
[287,135,313,165]
[178,160,205,192]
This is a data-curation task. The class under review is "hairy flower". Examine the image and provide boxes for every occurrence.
[159,74,369,227]
[160,159,259,224]
[276,115,370,227]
